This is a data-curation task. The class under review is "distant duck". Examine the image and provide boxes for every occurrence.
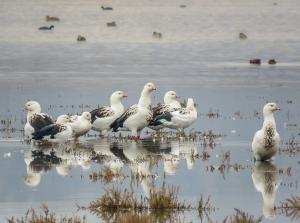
[268,59,277,65]
[110,82,156,139]
[46,16,60,22]
[250,58,261,65]
[252,103,281,161]
[107,21,117,27]
[101,5,113,10]
[91,91,127,137]
[239,32,247,39]
[153,32,162,38]
[38,25,54,30]
[24,101,54,139]
[150,98,197,135]
[77,35,86,41]
[149,91,181,130]
[252,161,279,219]
[32,114,73,141]
[69,112,92,138]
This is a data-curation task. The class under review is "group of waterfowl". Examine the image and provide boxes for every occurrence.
[24,82,197,141]
[24,82,281,162]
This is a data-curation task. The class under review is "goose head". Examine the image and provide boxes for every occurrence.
[263,103,280,116]
[144,82,156,92]
[111,90,128,103]
[82,112,91,121]
[56,114,71,124]
[25,101,42,114]
[164,91,179,104]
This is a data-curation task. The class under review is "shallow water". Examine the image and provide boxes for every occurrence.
[1,0,300,222]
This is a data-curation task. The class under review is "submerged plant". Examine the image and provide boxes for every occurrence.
[222,209,262,223]
[277,195,300,220]
[7,204,85,223]
[148,183,190,210]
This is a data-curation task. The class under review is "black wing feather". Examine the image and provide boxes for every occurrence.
[32,124,61,140]
[149,112,172,126]
[90,106,114,123]
[30,113,54,131]
[110,105,137,132]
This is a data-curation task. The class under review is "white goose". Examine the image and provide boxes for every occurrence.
[252,103,280,161]
[24,101,54,139]
[150,98,197,135]
[69,111,92,138]
[110,82,156,139]
[149,91,182,130]
[91,91,127,136]
[32,114,73,141]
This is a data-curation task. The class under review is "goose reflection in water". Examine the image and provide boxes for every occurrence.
[23,142,95,186]
[251,161,280,219]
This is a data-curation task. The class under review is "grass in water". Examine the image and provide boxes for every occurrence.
[222,209,262,223]
[7,204,85,223]
[277,195,300,220]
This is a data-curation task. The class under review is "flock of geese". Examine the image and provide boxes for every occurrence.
[24,82,281,162]
[25,82,197,140]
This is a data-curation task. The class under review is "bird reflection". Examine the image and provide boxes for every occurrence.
[24,142,94,187]
[92,139,126,180]
[251,161,280,219]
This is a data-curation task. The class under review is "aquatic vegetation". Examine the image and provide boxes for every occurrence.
[198,195,216,222]
[89,167,125,184]
[148,183,190,210]
[88,187,146,214]
[280,137,300,156]
[277,195,300,220]
[222,209,262,223]
[7,204,85,223]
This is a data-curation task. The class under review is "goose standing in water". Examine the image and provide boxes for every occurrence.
[150,98,197,136]
[91,91,127,137]
[252,103,280,161]
[24,101,54,140]
[149,91,181,130]
[32,114,73,141]
[69,112,92,138]
[110,82,156,139]
[252,161,279,219]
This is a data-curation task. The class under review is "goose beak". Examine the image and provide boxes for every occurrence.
[123,93,128,98]
[152,87,156,91]
[176,96,180,99]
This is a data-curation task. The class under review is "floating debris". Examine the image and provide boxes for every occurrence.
[153,32,162,39]
[77,35,86,41]
[268,59,277,65]
[250,58,261,65]
[101,5,113,10]
[107,21,117,27]
[46,15,60,21]
[239,32,247,39]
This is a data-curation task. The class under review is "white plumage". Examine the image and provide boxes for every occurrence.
[151,98,197,135]
[252,103,281,161]
[111,82,156,138]
[91,91,127,136]
[69,111,92,138]
[149,91,182,130]
[32,115,73,141]
[24,100,54,139]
